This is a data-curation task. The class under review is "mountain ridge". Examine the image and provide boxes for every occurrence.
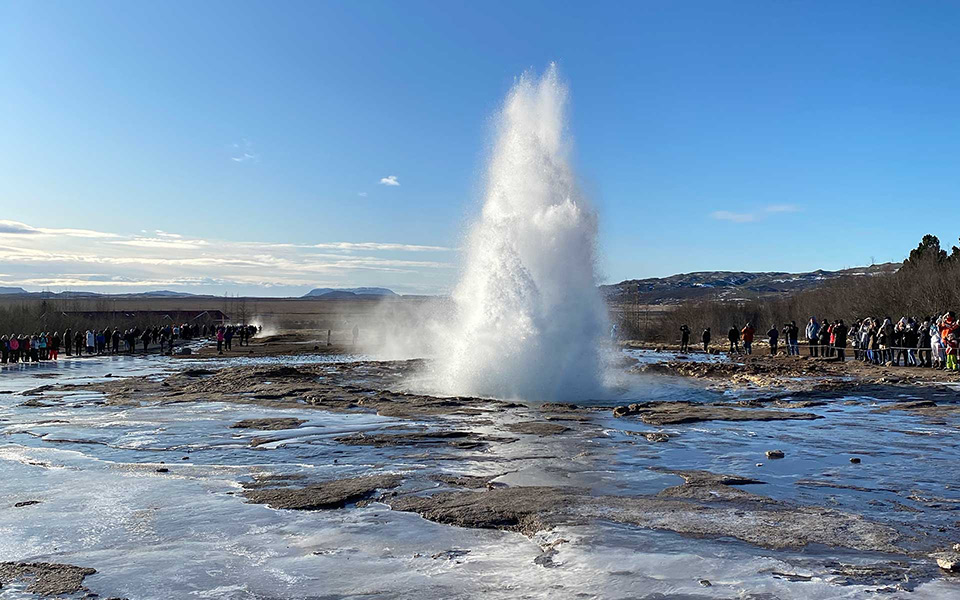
[601,263,899,304]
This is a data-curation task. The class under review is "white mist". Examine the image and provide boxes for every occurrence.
[435,65,608,401]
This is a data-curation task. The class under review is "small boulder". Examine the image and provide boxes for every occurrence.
[850,457,861,464]
[932,552,960,572]
[766,450,785,459]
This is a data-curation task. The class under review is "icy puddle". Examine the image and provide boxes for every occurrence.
[1,354,958,599]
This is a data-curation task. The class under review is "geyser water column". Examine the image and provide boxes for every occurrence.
[436,65,608,401]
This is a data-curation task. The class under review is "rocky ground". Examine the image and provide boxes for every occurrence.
[4,338,960,597]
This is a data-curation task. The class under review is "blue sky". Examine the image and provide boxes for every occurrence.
[2,1,959,295]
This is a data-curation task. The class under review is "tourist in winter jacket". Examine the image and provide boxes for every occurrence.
[767,326,779,355]
[805,318,819,356]
[918,320,932,367]
[818,321,832,357]
[931,320,944,369]
[727,326,740,353]
[741,323,755,354]
[833,320,849,361]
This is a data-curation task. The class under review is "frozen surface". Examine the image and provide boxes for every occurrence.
[1,353,959,599]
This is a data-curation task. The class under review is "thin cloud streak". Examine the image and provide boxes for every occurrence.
[765,204,800,213]
[711,210,757,223]
[711,204,803,223]
[0,220,455,295]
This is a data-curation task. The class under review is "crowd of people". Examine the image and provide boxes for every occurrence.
[680,312,960,370]
[0,323,259,364]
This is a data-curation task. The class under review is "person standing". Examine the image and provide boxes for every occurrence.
[64,328,72,356]
[701,327,711,353]
[946,332,959,371]
[767,325,779,355]
[805,318,820,356]
[727,326,740,354]
[788,321,800,355]
[918,319,932,368]
[833,319,849,361]
[818,320,831,357]
[931,319,944,369]
[50,331,60,360]
[903,322,919,366]
[216,327,225,355]
[679,325,690,353]
[741,323,755,355]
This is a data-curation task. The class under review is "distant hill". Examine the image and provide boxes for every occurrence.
[601,263,899,304]
[302,287,398,299]
[124,290,200,298]
[0,286,28,295]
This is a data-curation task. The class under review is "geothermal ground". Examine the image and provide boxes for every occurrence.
[0,334,959,599]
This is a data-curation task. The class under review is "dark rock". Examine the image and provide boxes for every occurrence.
[230,418,307,431]
[0,562,96,596]
[388,482,900,553]
[613,401,821,425]
[434,474,503,489]
[431,549,470,560]
[182,368,214,377]
[766,450,785,459]
[243,474,401,510]
[13,500,40,508]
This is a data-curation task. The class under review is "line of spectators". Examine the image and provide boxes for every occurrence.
[845,313,960,370]
[682,313,960,370]
[1,323,258,364]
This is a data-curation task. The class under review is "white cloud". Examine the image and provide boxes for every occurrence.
[765,204,800,213]
[358,192,368,197]
[109,237,210,250]
[312,242,451,252]
[0,220,37,234]
[0,220,120,238]
[230,139,259,163]
[711,210,757,223]
[379,175,400,186]
[0,220,454,295]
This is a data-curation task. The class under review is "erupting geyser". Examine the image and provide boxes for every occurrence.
[436,65,608,401]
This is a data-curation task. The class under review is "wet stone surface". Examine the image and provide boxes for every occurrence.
[0,349,959,598]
